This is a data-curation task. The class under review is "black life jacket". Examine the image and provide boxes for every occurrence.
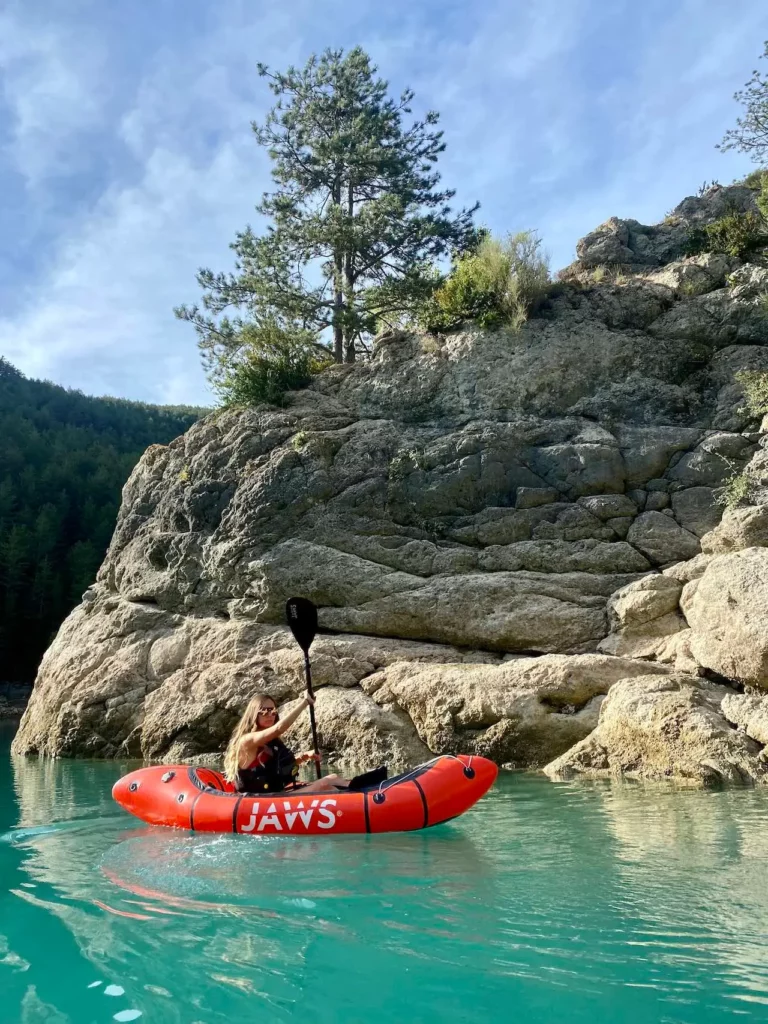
[235,738,300,794]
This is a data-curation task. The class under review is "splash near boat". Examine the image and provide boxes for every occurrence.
[112,755,497,835]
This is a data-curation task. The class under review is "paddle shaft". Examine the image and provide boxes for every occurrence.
[304,651,322,780]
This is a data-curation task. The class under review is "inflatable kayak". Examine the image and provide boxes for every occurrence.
[112,755,497,835]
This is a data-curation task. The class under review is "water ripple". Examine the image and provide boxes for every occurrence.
[5,747,768,1021]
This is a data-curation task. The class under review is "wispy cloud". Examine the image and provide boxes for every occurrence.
[0,3,308,403]
[0,5,108,187]
[0,0,764,404]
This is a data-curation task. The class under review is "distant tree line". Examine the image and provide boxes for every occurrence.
[0,357,204,682]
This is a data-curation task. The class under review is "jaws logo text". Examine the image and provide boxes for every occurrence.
[240,798,339,833]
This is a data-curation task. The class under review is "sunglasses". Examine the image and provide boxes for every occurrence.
[257,707,278,717]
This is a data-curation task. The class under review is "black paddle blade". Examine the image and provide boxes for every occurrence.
[285,597,318,653]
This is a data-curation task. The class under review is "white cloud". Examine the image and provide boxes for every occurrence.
[0,5,108,186]
[0,140,258,404]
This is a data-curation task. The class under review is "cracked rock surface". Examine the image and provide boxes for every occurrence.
[13,181,768,779]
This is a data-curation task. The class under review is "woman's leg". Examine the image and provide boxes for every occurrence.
[295,774,350,793]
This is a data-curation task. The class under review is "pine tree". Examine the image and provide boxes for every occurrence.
[176,46,477,384]
[719,41,768,162]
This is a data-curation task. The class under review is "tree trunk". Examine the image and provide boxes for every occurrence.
[344,179,355,363]
[333,178,344,363]
[333,273,343,363]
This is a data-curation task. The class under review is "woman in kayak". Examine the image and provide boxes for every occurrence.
[223,692,351,795]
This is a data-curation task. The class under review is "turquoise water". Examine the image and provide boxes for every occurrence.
[3,720,768,1023]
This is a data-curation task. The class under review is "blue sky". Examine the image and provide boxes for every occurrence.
[0,0,765,406]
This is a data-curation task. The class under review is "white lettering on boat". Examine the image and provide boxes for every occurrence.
[240,798,338,833]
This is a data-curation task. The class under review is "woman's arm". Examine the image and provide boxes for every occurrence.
[237,696,314,767]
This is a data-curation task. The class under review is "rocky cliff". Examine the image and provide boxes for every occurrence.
[13,182,768,784]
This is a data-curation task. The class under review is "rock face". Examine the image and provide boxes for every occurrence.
[597,575,685,659]
[686,549,768,688]
[702,505,768,553]
[351,654,671,770]
[575,185,759,269]
[543,675,768,785]
[12,179,768,780]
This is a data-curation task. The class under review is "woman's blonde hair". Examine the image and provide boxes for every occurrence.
[223,692,276,783]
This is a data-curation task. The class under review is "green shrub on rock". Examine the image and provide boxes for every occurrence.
[421,231,550,333]
[421,243,506,332]
[684,210,768,259]
[742,168,768,189]
[216,351,312,407]
[213,321,331,408]
[717,471,754,509]
[736,369,768,418]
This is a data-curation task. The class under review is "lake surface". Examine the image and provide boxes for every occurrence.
[3,719,768,1023]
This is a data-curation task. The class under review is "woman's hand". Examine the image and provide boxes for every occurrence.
[299,750,321,765]
[269,694,316,739]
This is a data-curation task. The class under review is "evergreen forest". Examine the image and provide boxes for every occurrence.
[0,357,204,682]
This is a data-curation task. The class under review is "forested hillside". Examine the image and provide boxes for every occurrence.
[0,357,205,682]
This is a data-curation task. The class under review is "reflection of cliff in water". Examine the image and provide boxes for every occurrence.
[595,779,768,1008]
[11,749,124,828]
[8,752,316,1019]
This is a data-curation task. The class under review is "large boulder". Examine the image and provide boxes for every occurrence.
[627,512,701,565]
[673,183,760,224]
[576,217,635,267]
[721,692,768,747]
[286,687,432,772]
[543,675,768,785]
[356,654,671,769]
[667,432,757,488]
[643,253,734,296]
[670,487,721,537]
[686,548,768,688]
[709,345,768,431]
[574,184,760,270]
[647,287,768,348]
[605,574,683,629]
[661,551,713,583]
[597,575,685,659]
[702,505,768,554]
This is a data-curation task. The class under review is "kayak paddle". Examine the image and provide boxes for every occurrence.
[285,597,322,780]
